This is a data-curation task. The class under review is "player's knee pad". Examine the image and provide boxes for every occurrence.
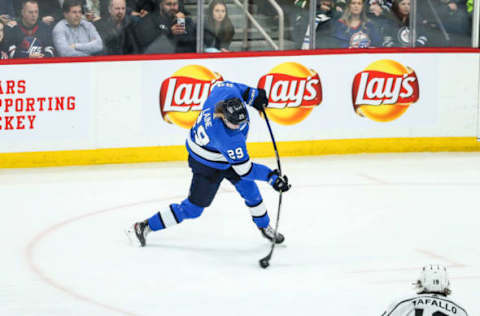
[175,198,204,219]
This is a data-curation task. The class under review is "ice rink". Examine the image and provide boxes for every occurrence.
[1,152,479,316]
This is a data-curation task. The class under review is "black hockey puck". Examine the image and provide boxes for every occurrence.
[259,258,270,269]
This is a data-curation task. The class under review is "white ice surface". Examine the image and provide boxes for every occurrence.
[1,152,479,316]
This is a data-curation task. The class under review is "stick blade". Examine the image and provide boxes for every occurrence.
[259,257,270,269]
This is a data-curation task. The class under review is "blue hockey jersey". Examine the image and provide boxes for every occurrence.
[186,81,272,182]
[330,19,382,48]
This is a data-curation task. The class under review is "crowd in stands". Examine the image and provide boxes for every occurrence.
[293,0,474,49]
[0,0,476,59]
[0,0,196,58]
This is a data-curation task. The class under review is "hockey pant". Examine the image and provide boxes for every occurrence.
[148,155,270,231]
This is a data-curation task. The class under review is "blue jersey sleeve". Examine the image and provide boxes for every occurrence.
[187,80,272,181]
[243,162,272,182]
[207,81,261,110]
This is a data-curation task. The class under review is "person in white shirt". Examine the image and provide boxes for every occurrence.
[381,264,469,316]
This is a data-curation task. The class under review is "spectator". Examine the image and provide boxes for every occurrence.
[419,0,470,46]
[204,0,235,52]
[111,0,184,19]
[95,0,138,54]
[383,0,428,47]
[3,0,55,58]
[0,20,9,59]
[84,0,102,22]
[293,0,341,49]
[327,0,382,48]
[134,0,195,54]
[366,0,392,36]
[119,0,187,18]
[126,0,157,18]
[294,0,348,15]
[38,0,63,25]
[52,0,103,56]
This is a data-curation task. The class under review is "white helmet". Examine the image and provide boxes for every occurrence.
[415,264,451,295]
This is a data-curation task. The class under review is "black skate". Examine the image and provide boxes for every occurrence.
[259,225,285,244]
[126,220,150,247]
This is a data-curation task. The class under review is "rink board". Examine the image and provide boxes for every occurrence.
[0,50,479,168]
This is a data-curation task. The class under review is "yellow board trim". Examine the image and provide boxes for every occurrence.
[1,137,480,169]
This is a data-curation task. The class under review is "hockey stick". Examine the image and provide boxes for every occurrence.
[259,108,283,269]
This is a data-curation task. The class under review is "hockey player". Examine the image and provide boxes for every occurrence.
[381,264,469,316]
[126,81,291,247]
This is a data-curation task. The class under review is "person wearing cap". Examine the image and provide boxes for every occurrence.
[381,264,469,316]
[126,81,291,248]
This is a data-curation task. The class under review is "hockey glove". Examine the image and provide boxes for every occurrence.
[268,169,291,192]
[242,88,268,112]
[253,88,268,111]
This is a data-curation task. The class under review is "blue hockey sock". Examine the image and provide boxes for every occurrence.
[252,212,270,228]
[148,199,204,231]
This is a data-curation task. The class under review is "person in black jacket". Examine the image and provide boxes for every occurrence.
[293,0,341,49]
[418,0,470,47]
[382,0,428,47]
[95,0,139,55]
[4,0,55,58]
[125,0,157,18]
[108,0,185,19]
[134,0,195,54]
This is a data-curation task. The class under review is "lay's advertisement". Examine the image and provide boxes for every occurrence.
[352,59,420,122]
[159,65,223,129]
[0,52,478,158]
[141,53,477,147]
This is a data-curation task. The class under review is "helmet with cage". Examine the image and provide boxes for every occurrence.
[414,264,451,295]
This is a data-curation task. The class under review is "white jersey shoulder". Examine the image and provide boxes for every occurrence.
[382,293,468,316]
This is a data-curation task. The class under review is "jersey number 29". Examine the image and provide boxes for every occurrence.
[227,148,244,160]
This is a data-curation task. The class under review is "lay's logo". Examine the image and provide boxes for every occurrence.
[352,59,420,122]
[258,62,322,125]
[159,65,223,129]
